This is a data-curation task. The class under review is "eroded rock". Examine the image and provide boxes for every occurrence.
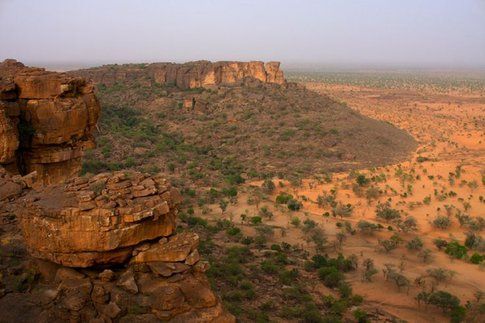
[71,60,286,90]
[18,171,181,267]
[0,59,100,186]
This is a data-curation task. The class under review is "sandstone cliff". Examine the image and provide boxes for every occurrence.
[0,59,100,186]
[71,60,286,89]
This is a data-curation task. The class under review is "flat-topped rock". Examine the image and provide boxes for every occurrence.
[71,60,286,89]
[18,171,182,267]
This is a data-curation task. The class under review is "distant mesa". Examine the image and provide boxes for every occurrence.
[71,60,286,89]
[0,59,100,186]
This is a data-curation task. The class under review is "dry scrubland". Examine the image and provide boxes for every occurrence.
[4,63,481,322]
[75,68,484,322]
[191,74,484,322]
[177,73,485,322]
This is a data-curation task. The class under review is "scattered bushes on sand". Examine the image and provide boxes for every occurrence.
[378,233,402,253]
[433,215,451,229]
[376,202,401,222]
[399,216,418,232]
[407,237,424,251]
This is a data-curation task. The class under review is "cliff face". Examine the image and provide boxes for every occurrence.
[71,60,286,89]
[0,59,100,185]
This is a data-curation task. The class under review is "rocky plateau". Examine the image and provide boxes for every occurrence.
[71,60,286,89]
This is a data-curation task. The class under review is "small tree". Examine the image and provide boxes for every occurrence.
[433,215,451,229]
[376,202,401,222]
[399,216,418,232]
[262,179,275,194]
[379,233,402,253]
[426,268,455,287]
[428,291,460,312]
[407,237,424,251]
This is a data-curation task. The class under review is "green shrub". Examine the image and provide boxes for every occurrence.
[318,267,344,288]
[260,260,278,274]
[276,192,293,204]
[222,186,238,197]
[470,253,484,264]
[287,198,302,211]
[356,174,370,186]
[433,215,451,229]
[428,290,461,312]
[445,241,467,259]
[407,237,424,251]
[376,202,401,222]
[353,308,370,323]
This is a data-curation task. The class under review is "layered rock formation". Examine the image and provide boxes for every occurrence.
[0,59,100,186]
[19,171,182,267]
[71,60,286,89]
[1,169,234,322]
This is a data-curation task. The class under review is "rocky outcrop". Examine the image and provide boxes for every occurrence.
[71,60,286,89]
[19,171,182,267]
[0,59,100,186]
[6,169,234,322]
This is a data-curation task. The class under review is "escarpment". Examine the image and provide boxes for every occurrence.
[71,60,286,89]
[0,59,100,186]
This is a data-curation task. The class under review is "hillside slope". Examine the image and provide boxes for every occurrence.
[69,61,417,188]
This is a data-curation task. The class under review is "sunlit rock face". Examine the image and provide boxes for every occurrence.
[0,59,100,186]
[71,60,286,89]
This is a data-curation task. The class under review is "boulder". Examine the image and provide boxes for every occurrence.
[18,171,181,267]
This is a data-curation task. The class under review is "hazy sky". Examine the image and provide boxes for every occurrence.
[1,0,484,68]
